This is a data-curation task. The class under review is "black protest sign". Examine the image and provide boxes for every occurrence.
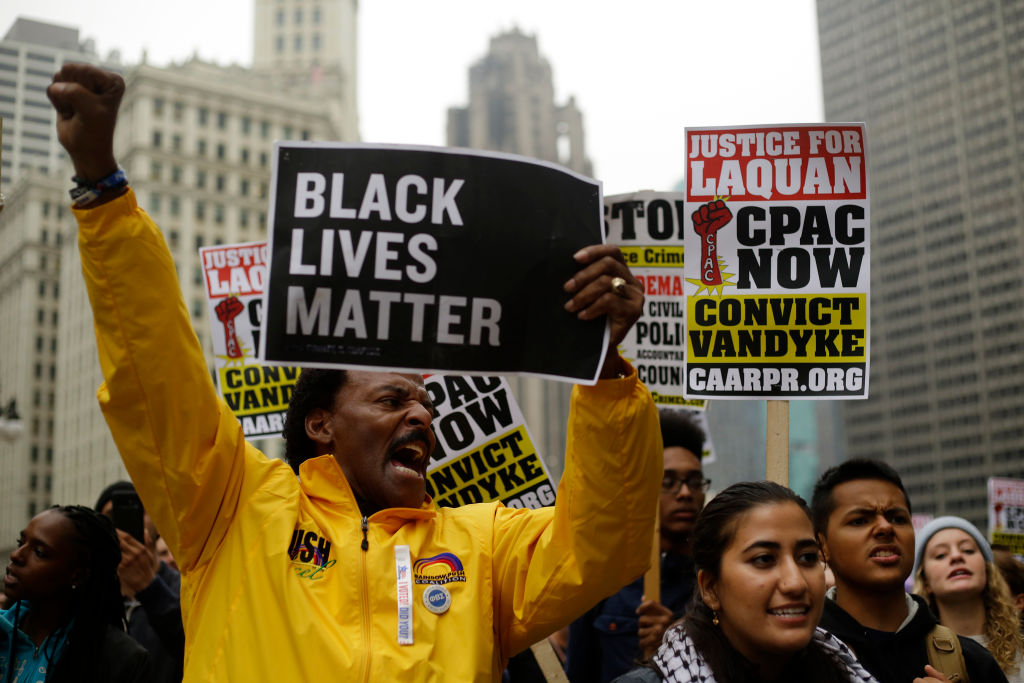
[259,144,606,383]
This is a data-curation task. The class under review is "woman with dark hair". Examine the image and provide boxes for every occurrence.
[1,505,149,683]
[614,481,877,683]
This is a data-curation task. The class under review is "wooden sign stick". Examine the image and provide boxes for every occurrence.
[766,400,790,485]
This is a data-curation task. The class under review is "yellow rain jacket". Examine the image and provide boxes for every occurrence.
[75,190,662,682]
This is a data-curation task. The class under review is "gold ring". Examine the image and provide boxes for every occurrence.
[611,276,628,298]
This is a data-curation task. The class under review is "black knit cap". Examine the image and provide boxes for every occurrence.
[94,480,138,512]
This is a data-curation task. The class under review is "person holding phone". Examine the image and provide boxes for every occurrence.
[96,482,184,683]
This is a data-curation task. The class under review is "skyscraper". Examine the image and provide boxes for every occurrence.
[252,0,358,138]
[447,28,593,472]
[0,18,115,182]
[0,18,118,544]
[0,1,359,547]
[816,0,1024,525]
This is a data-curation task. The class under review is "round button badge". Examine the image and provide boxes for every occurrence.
[422,584,452,614]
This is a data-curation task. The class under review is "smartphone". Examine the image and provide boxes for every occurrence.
[110,490,145,543]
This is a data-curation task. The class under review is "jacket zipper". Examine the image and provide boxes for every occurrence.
[359,515,371,682]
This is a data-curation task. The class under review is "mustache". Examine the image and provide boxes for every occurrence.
[389,429,434,456]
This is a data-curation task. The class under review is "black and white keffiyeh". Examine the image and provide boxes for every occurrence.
[650,626,879,683]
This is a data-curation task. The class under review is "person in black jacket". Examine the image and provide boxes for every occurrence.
[811,459,1008,683]
[567,410,707,682]
[2,505,149,683]
[96,481,184,683]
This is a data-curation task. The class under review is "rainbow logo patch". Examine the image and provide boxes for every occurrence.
[413,552,467,585]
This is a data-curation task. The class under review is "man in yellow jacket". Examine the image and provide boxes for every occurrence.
[48,64,662,682]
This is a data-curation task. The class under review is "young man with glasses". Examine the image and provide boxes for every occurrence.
[567,409,708,682]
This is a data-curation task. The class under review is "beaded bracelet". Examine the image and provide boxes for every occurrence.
[69,168,128,207]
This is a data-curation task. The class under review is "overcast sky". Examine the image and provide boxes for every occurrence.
[2,1,824,194]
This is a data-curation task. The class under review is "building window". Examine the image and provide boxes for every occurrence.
[217,112,227,129]
[313,6,322,22]
[261,121,270,139]
[151,161,162,180]
[241,179,250,196]
[198,107,209,125]
[153,97,165,116]
[312,34,321,52]
[216,174,226,191]
[259,152,268,167]
[295,8,303,23]
[172,134,182,152]
[198,139,207,156]
[196,202,206,220]
[170,196,181,217]
[294,35,303,51]
[276,9,285,25]
[152,131,163,148]
[242,116,251,134]
[196,170,207,188]
[173,101,184,122]
[171,165,182,184]
[214,204,225,224]
[276,36,284,53]
[241,148,250,164]
[216,143,226,160]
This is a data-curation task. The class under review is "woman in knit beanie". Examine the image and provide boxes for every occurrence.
[913,516,1024,683]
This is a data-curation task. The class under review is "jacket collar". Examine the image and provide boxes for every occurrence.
[298,455,438,523]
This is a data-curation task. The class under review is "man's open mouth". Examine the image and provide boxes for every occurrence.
[389,437,430,477]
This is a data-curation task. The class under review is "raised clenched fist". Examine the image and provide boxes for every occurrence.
[46,64,124,181]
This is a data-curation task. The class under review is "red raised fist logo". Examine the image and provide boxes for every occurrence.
[215,296,245,358]
[692,200,732,286]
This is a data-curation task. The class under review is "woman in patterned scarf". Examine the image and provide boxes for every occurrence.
[614,481,877,683]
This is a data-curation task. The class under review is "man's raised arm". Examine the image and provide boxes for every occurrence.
[49,64,275,573]
[493,245,664,654]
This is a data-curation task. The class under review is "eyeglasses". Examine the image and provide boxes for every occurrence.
[660,474,711,495]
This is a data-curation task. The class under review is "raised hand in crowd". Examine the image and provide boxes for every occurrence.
[116,528,161,598]
[46,63,124,194]
[563,244,643,378]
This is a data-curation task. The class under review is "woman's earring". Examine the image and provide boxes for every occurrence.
[712,611,720,626]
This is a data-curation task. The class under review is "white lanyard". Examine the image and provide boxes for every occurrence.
[395,545,414,645]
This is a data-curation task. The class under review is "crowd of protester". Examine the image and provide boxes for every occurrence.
[5,62,1024,683]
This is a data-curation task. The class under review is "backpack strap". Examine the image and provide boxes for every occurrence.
[926,624,970,683]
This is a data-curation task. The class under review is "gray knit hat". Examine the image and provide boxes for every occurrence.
[913,515,993,577]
